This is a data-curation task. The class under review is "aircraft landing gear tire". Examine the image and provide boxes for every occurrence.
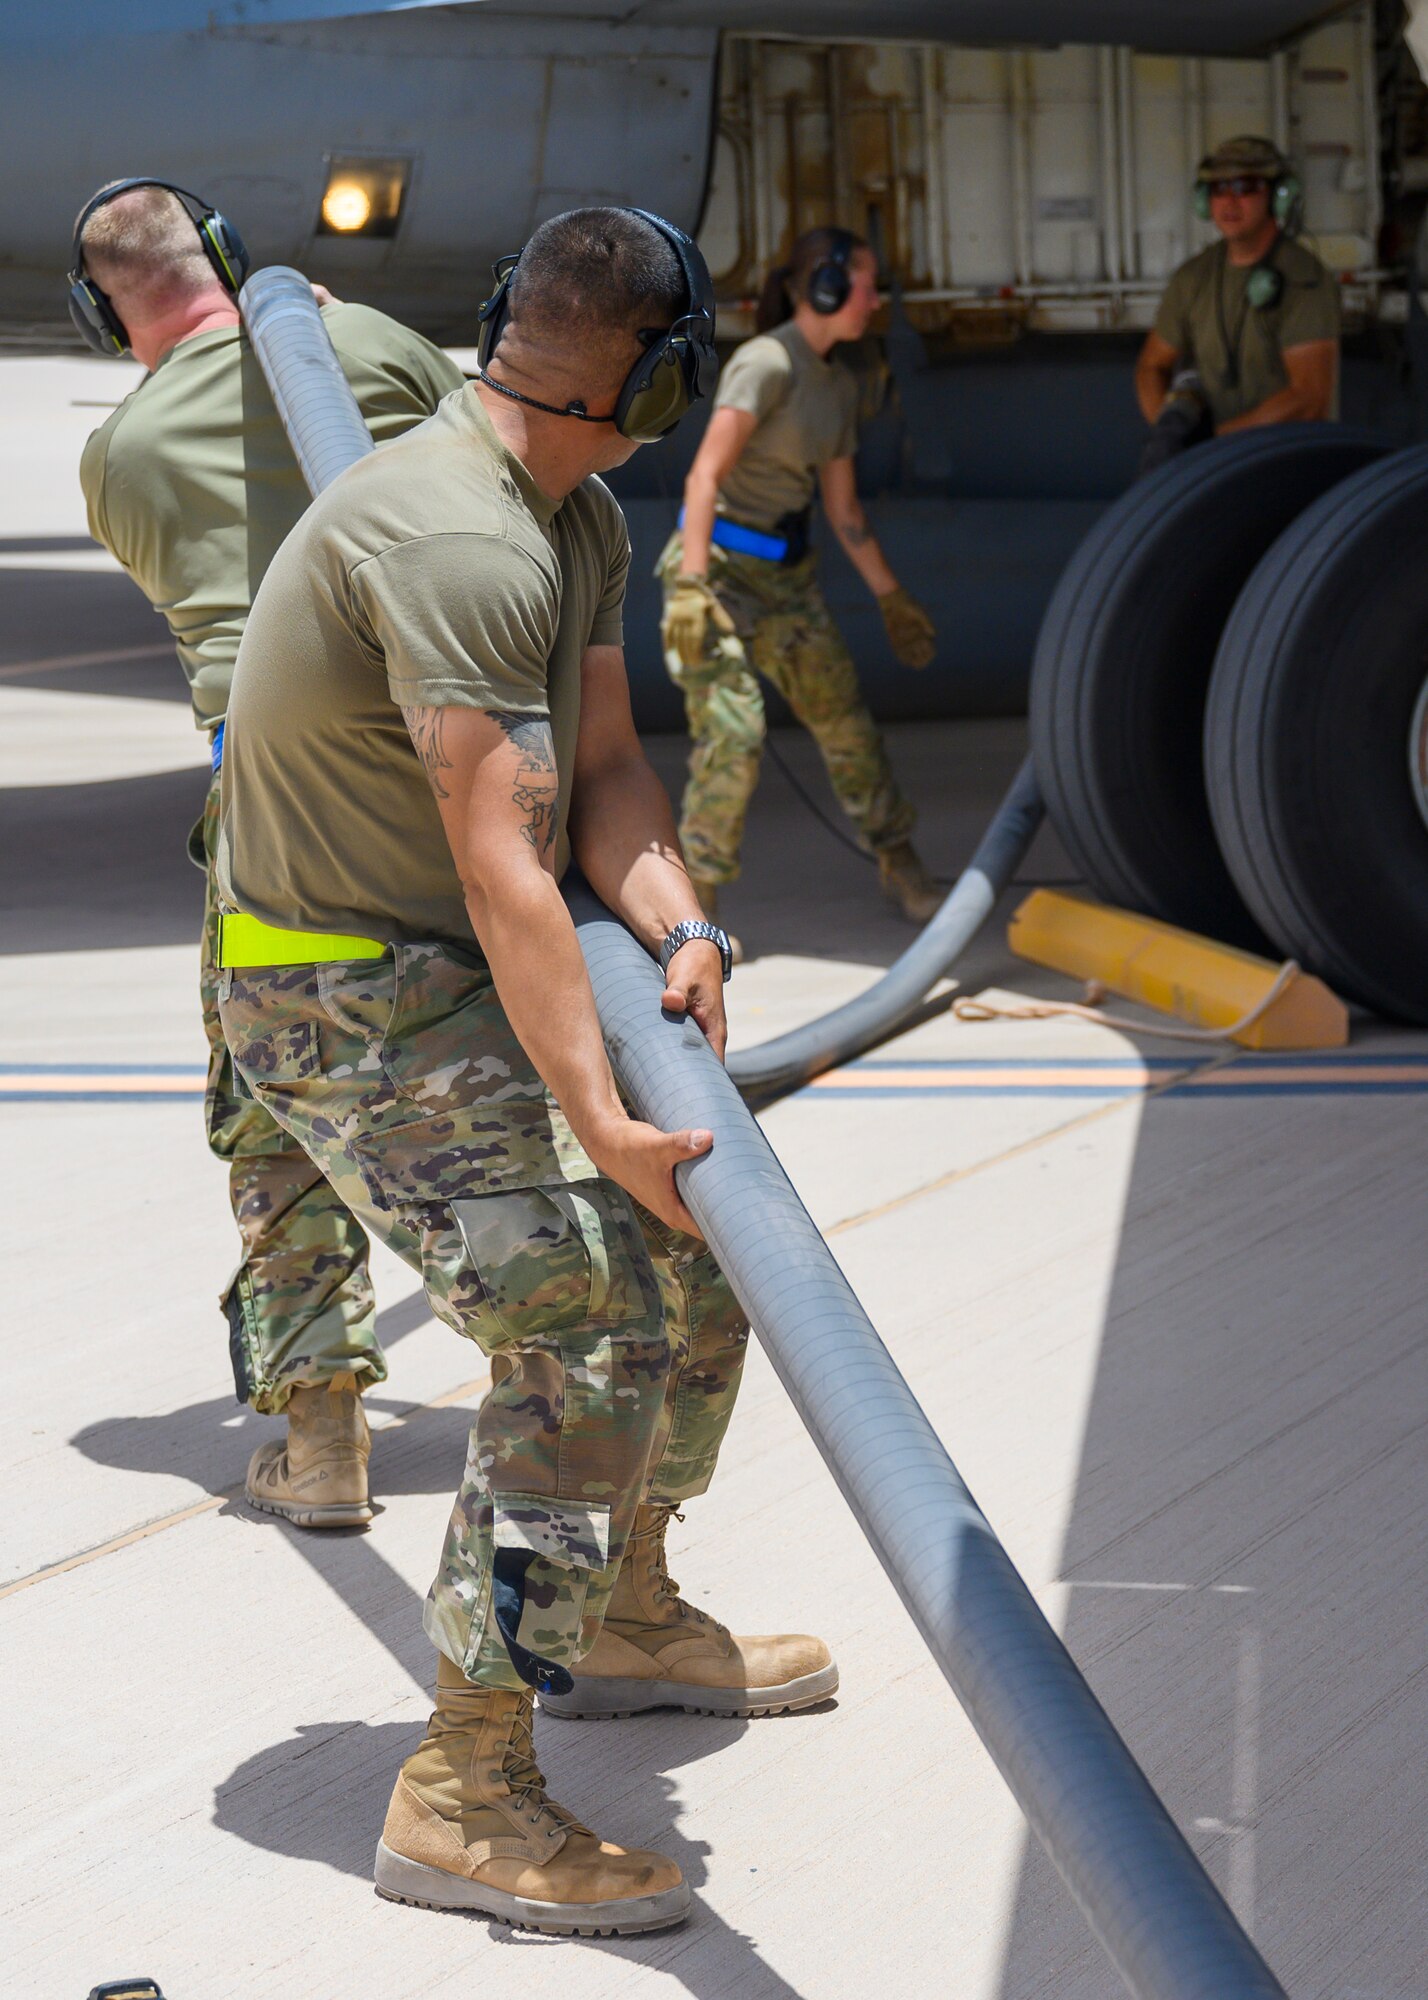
[1203,447,1428,1025]
[1029,429,1387,951]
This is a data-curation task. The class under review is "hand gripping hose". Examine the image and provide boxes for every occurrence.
[728,755,1045,1100]
[240,271,1286,2000]
[238,267,376,496]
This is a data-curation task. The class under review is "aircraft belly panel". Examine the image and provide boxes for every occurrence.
[1,13,718,342]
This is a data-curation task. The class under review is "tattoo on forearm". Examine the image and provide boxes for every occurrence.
[492,712,559,856]
[838,518,872,548]
[401,705,453,800]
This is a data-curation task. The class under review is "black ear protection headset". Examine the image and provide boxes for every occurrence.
[474,207,718,444]
[804,229,859,316]
[68,178,250,356]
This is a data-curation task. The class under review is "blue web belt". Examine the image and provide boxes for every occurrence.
[679,507,788,563]
[210,721,225,774]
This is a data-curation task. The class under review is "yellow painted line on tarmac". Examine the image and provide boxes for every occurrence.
[0,1373,489,1604]
[2,1073,203,1095]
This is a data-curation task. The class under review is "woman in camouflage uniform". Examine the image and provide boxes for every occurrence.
[660,226,940,946]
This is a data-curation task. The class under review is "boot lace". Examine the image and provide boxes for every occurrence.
[648,1508,714,1629]
[503,1700,547,1808]
[504,1698,588,1836]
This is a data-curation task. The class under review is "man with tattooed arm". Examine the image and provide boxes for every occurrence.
[215,207,836,1933]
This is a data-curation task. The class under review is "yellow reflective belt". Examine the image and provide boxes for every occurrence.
[218,912,387,969]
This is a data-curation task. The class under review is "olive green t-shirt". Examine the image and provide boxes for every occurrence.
[80,302,465,730]
[713,322,859,532]
[217,386,630,957]
[1153,237,1341,429]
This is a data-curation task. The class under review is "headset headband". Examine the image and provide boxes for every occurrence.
[70,178,236,285]
[475,206,718,442]
[626,207,712,326]
[68,178,249,355]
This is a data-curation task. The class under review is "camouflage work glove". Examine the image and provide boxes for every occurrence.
[878,586,936,670]
[662,575,735,670]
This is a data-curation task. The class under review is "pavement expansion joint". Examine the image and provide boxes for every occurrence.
[825,1043,1242,1238]
[0,1371,488,1603]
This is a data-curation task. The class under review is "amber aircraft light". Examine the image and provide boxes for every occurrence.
[316,157,409,238]
[321,182,372,233]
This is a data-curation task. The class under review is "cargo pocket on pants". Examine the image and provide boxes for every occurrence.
[451,1179,655,1348]
[490,1492,613,1694]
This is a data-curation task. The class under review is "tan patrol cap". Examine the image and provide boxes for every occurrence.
[1195,134,1288,185]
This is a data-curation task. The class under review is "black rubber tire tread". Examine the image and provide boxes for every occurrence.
[1029,429,1388,948]
[1203,445,1428,1024]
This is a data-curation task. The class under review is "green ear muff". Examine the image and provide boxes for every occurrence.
[199,214,248,293]
[1245,262,1285,310]
[1271,172,1302,230]
[1193,171,1302,233]
[612,344,692,444]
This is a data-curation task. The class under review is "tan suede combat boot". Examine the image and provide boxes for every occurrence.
[876,841,942,923]
[541,1504,837,1720]
[245,1375,373,1529]
[689,877,744,965]
[375,1656,689,1934]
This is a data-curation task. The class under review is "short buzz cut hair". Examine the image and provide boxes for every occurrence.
[78,184,212,308]
[506,207,686,349]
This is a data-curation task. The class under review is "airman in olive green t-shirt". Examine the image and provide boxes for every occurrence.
[1135,136,1340,460]
[82,300,464,730]
[215,206,837,1934]
[660,228,940,932]
[219,384,630,955]
[1151,236,1341,430]
[713,321,859,533]
[71,178,464,1534]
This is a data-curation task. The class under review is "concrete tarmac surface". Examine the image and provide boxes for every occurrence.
[2,357,1425,2000]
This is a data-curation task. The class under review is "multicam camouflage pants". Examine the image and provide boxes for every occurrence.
[658,533,915,886]
[218,942,748,1691]
[197,775,383,1413]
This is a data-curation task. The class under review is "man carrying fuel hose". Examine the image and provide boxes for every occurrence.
[660,227,942,948]
[73,178,465,1530]
[217,207,836,1933]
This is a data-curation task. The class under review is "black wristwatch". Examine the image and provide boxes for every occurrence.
[659,918,733,983]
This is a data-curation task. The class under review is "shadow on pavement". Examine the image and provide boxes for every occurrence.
[70,1283,450,1500]
[992,1069,1428,1998]
[0,564,172,685]
[214,1707,812,1999]
[0,764,209,954]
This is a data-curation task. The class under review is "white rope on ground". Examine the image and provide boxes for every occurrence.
[952,959,1302,1044]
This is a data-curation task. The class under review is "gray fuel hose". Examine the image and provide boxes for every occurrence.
[240,272,1286,1999]
[239,267,375,495]
[728,754,1045,1099]
[568,882,1284,2000]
